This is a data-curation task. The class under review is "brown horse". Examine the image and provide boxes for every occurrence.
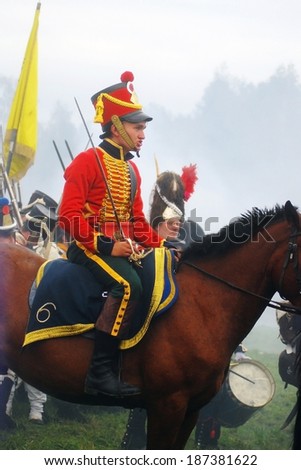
[1,200,301,449]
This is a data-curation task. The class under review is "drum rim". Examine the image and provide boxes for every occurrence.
[228,358,276,406]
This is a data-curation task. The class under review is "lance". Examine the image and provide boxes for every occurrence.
[52,140,66,171]
[74,97,125,240]
[65,140,74,161]
[17,181,22,208]
[0,161,23,230]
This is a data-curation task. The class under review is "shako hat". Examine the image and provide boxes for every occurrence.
[0,197,17,234]
[25,202,58,234]
[91,71,152,133]
[149,164,198,229]
[20,190,58,215]
[21,191,58,237]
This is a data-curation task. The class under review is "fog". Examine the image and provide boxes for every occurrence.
[2,64,301,341]
[2,65,301,225]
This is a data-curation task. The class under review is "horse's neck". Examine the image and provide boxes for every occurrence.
[204,241,275,296]
[190,240,279,339]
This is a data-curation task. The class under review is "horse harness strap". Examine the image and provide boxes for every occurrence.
[182,227,301,316]
[279,229,301,297]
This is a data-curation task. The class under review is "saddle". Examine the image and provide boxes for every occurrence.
[23,247,178,350]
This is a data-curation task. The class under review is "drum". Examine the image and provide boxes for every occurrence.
[215,359,275,428]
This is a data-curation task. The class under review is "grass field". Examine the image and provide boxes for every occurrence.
[0,348,297,450]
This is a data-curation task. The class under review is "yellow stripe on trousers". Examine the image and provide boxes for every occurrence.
[78,243,131,336]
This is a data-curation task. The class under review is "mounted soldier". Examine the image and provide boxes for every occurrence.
[19,190,61,259]
[58,71,177,398]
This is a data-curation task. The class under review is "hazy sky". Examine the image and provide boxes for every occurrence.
[2,0,297,328]
[1,0,301,226]
[2,0,301,123]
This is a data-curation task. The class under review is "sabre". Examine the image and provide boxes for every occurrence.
[74,97,126,241]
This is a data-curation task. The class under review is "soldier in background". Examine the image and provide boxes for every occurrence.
[0,195,48,427]
[0,191,86,427]
[276,303,301,430]
[4,191,58,426]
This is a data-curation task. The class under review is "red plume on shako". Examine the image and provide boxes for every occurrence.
[181,164,198,202]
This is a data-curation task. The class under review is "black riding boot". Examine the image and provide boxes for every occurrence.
[85,330,141,397]
[0,376,16,430]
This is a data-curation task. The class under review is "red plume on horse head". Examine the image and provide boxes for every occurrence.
[180,164,198,201]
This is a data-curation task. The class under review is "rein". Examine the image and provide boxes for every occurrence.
[182,260,301,314]
[182,228,301,316]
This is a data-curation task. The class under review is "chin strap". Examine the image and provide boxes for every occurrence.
[111,115,136,151]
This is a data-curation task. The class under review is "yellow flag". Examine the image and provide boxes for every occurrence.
[3,3,41,182]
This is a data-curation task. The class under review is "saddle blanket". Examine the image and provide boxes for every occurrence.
[23,247,178,350]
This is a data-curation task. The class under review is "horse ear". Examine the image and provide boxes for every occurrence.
[285,200,300,230]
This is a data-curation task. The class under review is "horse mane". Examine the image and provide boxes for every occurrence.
[183,204,292,260]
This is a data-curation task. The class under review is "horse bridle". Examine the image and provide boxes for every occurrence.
[182,227,301,316]
[278,229,301,297]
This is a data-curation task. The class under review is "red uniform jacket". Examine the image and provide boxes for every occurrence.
[59,140,164,254]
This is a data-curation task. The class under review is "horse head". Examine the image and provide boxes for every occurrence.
[271,200,301,308]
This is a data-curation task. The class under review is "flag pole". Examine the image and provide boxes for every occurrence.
[0,127,23,230]
[17,181,23,208]
[0,127,4,198]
